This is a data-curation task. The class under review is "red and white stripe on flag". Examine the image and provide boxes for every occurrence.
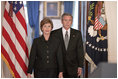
[1,1,29,78]
[94,16,104,30]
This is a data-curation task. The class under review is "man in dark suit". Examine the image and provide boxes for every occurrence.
[52,13,84,78]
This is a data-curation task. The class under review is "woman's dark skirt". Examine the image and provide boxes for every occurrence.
[34,68,58,78]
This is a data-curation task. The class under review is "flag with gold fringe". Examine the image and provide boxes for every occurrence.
[85,1,108,72]
[1,1,29,78]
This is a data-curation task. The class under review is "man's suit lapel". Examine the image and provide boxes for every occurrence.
[59,28,67,52]
[59,28,75,52]
[67,28,75,51]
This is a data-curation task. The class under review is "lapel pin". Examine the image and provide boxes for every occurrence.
[73,35,75,37]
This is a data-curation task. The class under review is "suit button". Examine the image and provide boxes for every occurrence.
[47,50,49,53]
[47,56,49,59]
[47,60,49,63]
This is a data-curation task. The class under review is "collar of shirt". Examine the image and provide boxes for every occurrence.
[41,35,51,44]
[62,27,70,40]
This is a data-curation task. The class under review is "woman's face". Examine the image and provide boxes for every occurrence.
[42,23,52,35]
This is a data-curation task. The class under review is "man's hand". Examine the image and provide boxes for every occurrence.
[58,72,63,78]
[27,73,31,78]
[77,67,82,77]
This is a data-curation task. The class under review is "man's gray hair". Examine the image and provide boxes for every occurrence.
[61,13,73,20]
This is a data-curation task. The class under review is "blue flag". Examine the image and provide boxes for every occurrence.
[85,1,108,71]
[27,1,40,38]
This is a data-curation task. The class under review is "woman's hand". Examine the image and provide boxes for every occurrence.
[58,72,63,78]
[27,73,31,78]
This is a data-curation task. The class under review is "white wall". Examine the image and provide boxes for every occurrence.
[105,1,117,63]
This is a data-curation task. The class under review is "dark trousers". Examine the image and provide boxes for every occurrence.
[63,73,78,78]
[34,68,58,78]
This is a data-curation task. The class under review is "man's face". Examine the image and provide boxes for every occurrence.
[62,15,73,30]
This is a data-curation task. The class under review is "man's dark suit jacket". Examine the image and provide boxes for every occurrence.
[52,28,84,76]
[27,35,63,77]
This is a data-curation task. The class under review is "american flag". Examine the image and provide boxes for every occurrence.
[94,16,106,30]
[93,4,106,31]
[1,1,29,78]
